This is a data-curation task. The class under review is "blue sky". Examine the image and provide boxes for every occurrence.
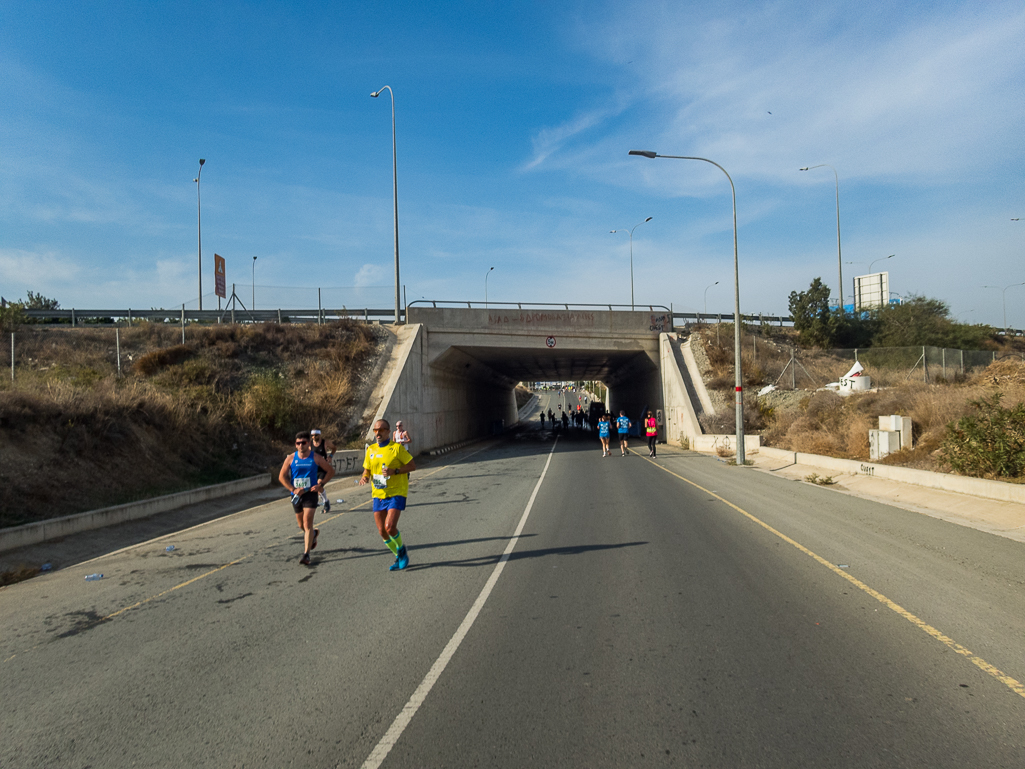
[1,0,1023,326]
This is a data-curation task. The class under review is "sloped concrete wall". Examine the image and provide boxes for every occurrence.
[660,333,760,453]
[370,324,518,453]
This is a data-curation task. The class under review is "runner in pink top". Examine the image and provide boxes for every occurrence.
[645,411,658,457]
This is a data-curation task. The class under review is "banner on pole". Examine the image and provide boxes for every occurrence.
[214,254,226,299]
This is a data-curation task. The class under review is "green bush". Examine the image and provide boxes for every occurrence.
[939,393,1025,478]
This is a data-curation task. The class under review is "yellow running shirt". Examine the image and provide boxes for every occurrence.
[363,441,414,499]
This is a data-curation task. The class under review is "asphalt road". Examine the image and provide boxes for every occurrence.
[2,389,1024,767]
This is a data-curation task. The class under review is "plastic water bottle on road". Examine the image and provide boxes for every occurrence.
[85,573,103,581]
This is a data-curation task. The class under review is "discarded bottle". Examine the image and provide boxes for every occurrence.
[335,499,344,504]
[40,563,53,572]
[85,573,104,581]
[165,545,175,552]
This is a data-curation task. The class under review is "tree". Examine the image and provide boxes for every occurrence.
[24,291,60,310]
[788,278,834,348]
[872,295,995,348]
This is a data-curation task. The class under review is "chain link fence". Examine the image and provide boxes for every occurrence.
[746,338,1017,390]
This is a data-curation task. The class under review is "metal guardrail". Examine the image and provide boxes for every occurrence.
[19,307,1022,335]
[21,308,400,325]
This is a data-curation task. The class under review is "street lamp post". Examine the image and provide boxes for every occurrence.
[610,216,653,310]
[869,254,895,308]
[371,86,401,324]
[194,159,205,311]
[485,266,494,309]
[982,282,1025,331]
[252,256,257,313]
[704,281,719,316]
[799,164,843,312]
[630,150,745,465]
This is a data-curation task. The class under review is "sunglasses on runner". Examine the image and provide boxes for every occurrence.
[296,440,308,445]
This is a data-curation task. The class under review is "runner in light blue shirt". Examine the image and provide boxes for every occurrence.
[598,414,611,457]
[616,411,632,456]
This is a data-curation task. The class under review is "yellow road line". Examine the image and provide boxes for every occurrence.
[642,454,1025,699]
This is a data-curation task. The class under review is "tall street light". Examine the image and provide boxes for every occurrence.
[870,254,895,308]
[704,281,719,315]
[610,216,653,310]
[194,159,205,311]
[485,266,494,309]
[371,86,401,324]
[982,282,1025,331]
[252,256,257,312]
[630,150,745,465]
[799,164,843,312]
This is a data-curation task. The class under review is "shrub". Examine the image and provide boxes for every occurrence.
[134,344,195,376]
[939,393,1025,479]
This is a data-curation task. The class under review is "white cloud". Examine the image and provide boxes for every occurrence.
[354,263,387,287]
[563,1,1025,185]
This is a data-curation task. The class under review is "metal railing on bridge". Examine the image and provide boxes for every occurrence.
[20,307,399,326]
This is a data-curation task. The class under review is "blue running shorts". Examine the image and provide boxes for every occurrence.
[373,495,407,512]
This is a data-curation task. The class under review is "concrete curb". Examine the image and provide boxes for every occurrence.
[0,474,274,554]
[427,438,485,457]
[516,394,539,421]
[751,446,1025,505]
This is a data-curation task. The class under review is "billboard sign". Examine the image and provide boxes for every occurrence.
[853,271,889,311]
[214,254,226,299]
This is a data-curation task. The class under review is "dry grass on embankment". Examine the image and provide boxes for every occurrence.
[691,327,1025,477]
[0,321,384,528]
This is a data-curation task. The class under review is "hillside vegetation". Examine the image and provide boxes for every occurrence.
[0,321,387,528]
[691,324,1025,480]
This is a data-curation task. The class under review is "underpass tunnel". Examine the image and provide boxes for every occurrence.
[384,334,664,450]
[377,309,673,452]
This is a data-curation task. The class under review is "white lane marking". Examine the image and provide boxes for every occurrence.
[361,437,560,769]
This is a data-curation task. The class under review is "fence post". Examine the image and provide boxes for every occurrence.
[181,305,185,344]
[71,308,76,327]
[923,346,928,382]
[318,288,323,326]
[116,326,122,377]
[961,349,964,375]
[231,284,236,325]
[942,348,946,380]
[277,309,282,324]
[791,347,796,390]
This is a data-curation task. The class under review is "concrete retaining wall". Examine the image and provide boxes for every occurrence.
[755,446,1025,504]
[659,333,760,453]
[0,474,273,553]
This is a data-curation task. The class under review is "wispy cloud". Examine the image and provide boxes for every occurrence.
[524,107,622,170]
[570,1,1025,184]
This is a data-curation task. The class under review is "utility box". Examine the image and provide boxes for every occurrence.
[869,429,901,461]
[878,415,913,449]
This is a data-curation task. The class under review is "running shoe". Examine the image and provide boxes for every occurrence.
[310,528,319,550]
[388,555,401,571]
[397,546,410,570]
[300,552,311,566]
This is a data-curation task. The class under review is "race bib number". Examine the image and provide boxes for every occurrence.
[372,473,388,490]
[295,477,311,490]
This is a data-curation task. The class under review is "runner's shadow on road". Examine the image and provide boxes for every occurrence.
[312,535,537,565]
[404,540,648,571]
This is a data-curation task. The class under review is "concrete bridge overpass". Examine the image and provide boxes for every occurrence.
[369,303,760,455]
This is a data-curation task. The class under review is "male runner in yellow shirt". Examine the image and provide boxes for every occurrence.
[359,419,417,570]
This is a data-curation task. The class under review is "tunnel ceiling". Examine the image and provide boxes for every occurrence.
[447,345,657,384]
